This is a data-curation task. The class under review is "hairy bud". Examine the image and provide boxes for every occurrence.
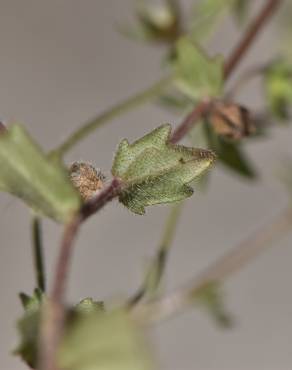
[69,162,105,201]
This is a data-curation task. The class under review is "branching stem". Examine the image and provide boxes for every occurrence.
[171,0,282,144]
[41,1,283,369]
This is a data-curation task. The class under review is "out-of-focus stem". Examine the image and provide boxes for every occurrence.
[128,203,183,306]
[31,216,46,291]
[134,207,292,323]
[51,76,173,158]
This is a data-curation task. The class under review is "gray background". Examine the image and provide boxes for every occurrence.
[0,1,292,369]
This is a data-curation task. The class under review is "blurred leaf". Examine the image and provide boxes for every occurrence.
[119,0,181,44]
[15,295,104,368]
[158,91,193,113]
[19,288,44,311]
[112,124,215,214]
[0,125,81,222]
[232,0,252,23]
[194,282,233,328]
[204,121,257,179]
[190,0,235,40]
[14,290,43,368]
[75,298,105,314]
[174,38,224,101]
[59,310,153,370]
[264,59,292,121]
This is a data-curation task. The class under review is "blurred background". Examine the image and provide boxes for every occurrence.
[0,1,292,369]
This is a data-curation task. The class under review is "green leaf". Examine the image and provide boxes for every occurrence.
[75,298,105,314]
[59,310,153,370]
[194,282,233,328]
[19,288,44,311]
[15,295,105,369]
[14,290,43,368]
[191,0,235,40]
[119,0,181,44]
[264,59,292,121]
[112,124,215,214]
[174,37,224,100]
[204,122,257,179]
[0,125,81,222]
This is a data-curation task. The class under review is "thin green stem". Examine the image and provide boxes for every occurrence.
[51,76,173,158]
[128,202,183,306]
[31,216,46,292]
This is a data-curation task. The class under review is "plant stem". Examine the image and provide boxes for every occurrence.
[31,216,46,292]
[128,202,183,306]
[171,0,282,144]
[40,178,122,370]
[224,0,282,79]
[134,207,292,323]
[41,0,283,368]
[51,76,173,158]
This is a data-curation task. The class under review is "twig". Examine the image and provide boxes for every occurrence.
[128,203,183,306]
[51,76,173,158]
[134,207,292,323]
[224,0,281,79]
[170,0,282,144]
[40,178,122,370]
[31,216,46,292]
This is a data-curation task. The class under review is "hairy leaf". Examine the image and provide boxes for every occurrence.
[0,125,81,222]
[59,310,153,370]
[112,124,215,214]
[174,38,224,100]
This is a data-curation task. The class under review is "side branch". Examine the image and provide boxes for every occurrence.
[51,76,172,157]
[171,0,282,144]
[134,207,292,323]
[224,0,282,79]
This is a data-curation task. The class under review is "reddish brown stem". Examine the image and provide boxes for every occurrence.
[224,0,281,79]
[170,100,211,144]
[40,178,122,370]
[171,0,282,144]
